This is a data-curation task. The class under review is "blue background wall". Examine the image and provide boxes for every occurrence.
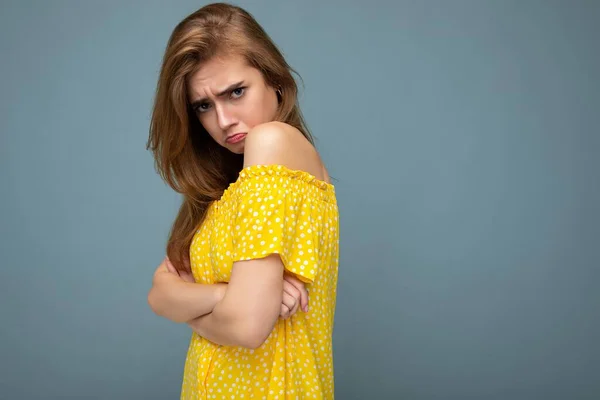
[1,1,598,398]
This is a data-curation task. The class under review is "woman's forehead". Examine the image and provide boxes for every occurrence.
[188,55,259,97]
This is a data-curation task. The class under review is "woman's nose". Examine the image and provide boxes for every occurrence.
[216,104,237,131]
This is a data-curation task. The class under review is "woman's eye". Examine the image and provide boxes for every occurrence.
[196,103,211,113]
[231,87,245,98]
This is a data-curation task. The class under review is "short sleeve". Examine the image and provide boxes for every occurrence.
[230,165,328,283]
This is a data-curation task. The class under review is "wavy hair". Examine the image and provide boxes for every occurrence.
[147,3,314,272]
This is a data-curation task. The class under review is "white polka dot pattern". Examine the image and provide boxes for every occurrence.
[180,165,339,399]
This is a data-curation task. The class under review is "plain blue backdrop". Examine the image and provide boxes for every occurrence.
[1,1,599,398]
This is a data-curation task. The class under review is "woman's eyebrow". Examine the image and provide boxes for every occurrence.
[190,81,245,108]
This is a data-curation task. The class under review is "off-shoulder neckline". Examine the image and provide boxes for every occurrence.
[217,164,336,205]
[240,164,334,189]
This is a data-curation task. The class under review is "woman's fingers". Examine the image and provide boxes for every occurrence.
[283,280,303,315]
[281,304,291,319]
[163,257,196,282]
[281,291,299,319]
[179,269,196,283]
[282,291,297,311]
[283,280,300,298]
[165,257,177,274]
[289,296,300,316]
[284,273,309,312]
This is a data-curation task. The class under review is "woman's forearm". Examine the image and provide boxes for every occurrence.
[187,309,243,347]
[148,275,227,323]
[187,301,267,349]
[187,288,279,349]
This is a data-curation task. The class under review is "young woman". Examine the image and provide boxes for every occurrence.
[146,3,339,399]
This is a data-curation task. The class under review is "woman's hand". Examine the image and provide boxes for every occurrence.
[149,257,228,322]
[280,272,309,319]
[165,257,195,283]
[163,257,228,305]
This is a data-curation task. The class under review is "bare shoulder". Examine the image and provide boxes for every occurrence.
[243,121,328,182]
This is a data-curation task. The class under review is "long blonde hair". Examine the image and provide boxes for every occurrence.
[147,3,314,272]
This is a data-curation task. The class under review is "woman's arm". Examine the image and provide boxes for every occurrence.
[186,122,322,348]
[187,254,284,349]
[147,258,227,323]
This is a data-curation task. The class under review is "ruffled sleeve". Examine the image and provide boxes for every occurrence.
[229,164,336,283]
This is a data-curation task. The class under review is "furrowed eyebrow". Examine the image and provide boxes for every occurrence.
[190,81,245,109]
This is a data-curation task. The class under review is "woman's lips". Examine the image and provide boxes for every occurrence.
[226,133,247,144]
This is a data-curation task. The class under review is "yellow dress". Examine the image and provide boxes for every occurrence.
[181,164,339,399]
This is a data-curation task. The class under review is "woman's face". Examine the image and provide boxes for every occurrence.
[187,54,279,154]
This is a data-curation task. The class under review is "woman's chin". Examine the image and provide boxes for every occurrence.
[226,144,245,155]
